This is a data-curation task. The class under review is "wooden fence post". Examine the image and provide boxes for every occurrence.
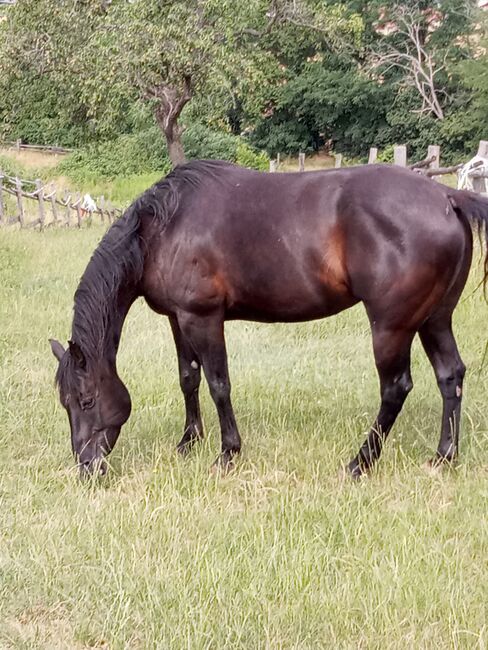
[63,190,71,226]
[368,147,378,164]
[15,178,25,227]
[0,170,4,225]
[16,139,21,152]
[298,152,305,172]
[478,140,488,158]
[35,179,45,230]
[49,184,59,224]
[75,192,82,228]
[269,160,277,173]
[276,153,281,168]
[427,145,440,169]
[107,200,114,224]
[99,196,105,224]
[334,154,343,168]
[394,145,407,167]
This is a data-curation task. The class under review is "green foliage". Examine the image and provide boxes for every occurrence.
[58,128,171,182]
[377,145,395,164]
[182,124,269,169]
[0,154,26,178]
[247,1,486,162]
[183,124,239,161]
[251,60,393,157]
[443,25,488,160]
[1,0,487,168]
[57,123,270,184]
[235,141,270,170]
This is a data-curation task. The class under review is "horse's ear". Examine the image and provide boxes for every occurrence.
[68,340,86,369]
[49,339,65,362]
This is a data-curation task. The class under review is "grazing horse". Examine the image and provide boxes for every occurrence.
[49,161,488,479]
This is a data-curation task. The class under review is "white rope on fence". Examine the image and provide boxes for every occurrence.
[458,157,488,194]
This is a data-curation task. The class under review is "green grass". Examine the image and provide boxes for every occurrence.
[1,226,488,649]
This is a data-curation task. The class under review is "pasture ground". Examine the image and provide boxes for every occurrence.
[1,224,488,649]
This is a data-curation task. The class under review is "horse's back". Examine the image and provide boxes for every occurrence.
[141,163,471,324]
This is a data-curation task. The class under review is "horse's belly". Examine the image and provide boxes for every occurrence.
[225,284,358,322]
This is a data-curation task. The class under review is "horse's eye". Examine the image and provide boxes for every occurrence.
[80,396,95,410]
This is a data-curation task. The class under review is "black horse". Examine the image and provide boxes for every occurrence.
[50,161,488,478]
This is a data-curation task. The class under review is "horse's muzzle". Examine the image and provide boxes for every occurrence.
[79,457,108,479]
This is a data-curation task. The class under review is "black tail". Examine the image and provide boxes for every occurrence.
[448,188,488,291]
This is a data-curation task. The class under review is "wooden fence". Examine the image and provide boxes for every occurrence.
[1,140,73,155]
[0,171,122,229]
[270,140,488,192]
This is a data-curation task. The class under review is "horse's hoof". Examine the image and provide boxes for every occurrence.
[337,465,364,482]
[344,458,368,481]
[422,457,455,475]
[176,442,192,458]
[209,452,236,476]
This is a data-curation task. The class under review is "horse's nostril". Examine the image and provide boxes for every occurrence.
[79,458,107,479]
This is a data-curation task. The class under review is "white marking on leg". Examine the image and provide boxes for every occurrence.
[456,385,462,397]
[191,360,199,369]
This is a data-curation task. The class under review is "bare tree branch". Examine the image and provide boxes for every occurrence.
[370,3,447,120]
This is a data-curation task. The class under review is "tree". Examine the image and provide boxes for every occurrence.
[368,1,476,121]
[0,1,278,164]
[84,0,280,166]
[0,0,136,146]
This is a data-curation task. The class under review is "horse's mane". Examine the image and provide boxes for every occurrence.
[56,160,232,390]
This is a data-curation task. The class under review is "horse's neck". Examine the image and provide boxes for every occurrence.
[71,208,144,363]
[104,287,139,363]
[71,266,140,365]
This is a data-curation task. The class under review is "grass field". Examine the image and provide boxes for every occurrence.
[1,219,488,649]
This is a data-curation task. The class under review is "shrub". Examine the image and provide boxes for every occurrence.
[58,127,171,182]
[0,154,26,178]
[183,124,238,161]
[377,145,395,164]
[58,123,270,183]
[235,141,269,171]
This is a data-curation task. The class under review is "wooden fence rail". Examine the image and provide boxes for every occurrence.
[0,170,123,229]
[1,140,73,155]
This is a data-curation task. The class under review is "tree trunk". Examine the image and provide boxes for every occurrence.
[156,112,187,167]
[151,77,192,169]
[166,132,187,167]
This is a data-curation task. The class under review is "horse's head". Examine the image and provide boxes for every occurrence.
[49,339,131,478]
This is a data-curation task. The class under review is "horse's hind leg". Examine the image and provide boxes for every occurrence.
[177,310,241,471]
[348,325,415,478]
[419,317,466,465]
[169,316,204,455]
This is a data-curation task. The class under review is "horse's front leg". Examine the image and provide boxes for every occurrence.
[169,316,204,456]
[177,310,241,472]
